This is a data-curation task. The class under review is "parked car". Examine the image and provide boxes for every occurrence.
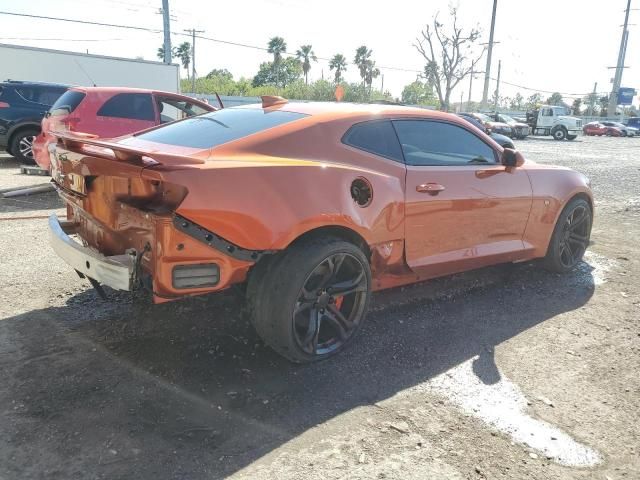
[33,87,218,170]
[583,122,622,136]
[457,114,515,149]
[0,80,69,163]
[600,121,638,137]
[625,117,640,129]
[491,113,530,139]
[48,98,593,362]
[459,112,513,137]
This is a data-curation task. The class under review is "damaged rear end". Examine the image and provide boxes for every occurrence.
[48,132,254,303]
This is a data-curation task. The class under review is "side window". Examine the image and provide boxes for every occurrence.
[342,120,403,162]
[543,108,553,117]
[155,97,210,123]
[97,93,155,121]
[392,120,497,166]
[36,88,66,106]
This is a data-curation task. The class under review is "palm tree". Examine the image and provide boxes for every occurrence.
[295,45,317,84]
[354,46,372,84]
[267,36,287,63]
[157,45,169,61]
[364,61,380,92]
[173,42,192,79]
[329,54,347,83]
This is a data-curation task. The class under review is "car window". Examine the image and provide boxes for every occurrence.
[542,108,553,117]
[97,93,155,121]
[49,90,86,116]
[392,120,497,166]
[155,96,211,123]
[132,108,308,149]
[342,120,403,162]
[37,88,66,106]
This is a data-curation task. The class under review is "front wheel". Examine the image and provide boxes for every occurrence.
[247,237,372,363]
[544,198,592,273]
[552,127,567,141]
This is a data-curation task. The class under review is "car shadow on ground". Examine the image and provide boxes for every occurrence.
[0,260,595,479]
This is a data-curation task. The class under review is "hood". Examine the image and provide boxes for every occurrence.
[558,115,581,124]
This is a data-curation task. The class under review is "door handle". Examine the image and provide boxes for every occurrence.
[416,183,445,195]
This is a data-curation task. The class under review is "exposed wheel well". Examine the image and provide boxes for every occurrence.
[570,192,593,214]
[287,226,371,260]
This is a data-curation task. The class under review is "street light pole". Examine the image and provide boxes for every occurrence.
[161,0,171,64]
[607,0,632,116]
[481,0,498,108]
[493,60,501,113]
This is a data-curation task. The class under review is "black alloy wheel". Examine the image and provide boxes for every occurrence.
[544,198,592,272]
[292,253,368,356]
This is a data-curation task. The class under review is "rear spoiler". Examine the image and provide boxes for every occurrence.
[52,131,205,166]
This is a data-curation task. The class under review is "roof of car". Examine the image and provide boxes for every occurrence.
[69,86,190,96]
[2,80,71,88]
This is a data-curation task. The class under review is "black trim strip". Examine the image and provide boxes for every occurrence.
[173,214,273,262]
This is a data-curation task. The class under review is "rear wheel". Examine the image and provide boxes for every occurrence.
[544,198,592,273]
[247,237,371,363]
[9,128,39,164]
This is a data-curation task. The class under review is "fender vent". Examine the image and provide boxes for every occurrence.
[350,177,373,207]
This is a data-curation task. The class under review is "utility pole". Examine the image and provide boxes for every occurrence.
[607,0,632,116]
[460,90,464,112]
[468,70,483,111]
[161,0,172,64]
[184,28,204,93]
[588,82,598,116]
[481,0,498,108]
[493,60,501,113]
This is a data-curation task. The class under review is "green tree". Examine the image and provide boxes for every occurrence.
[156,45,170,61]
[267,36,287,63]
[295,45,317,84]
[354,46,372,84]
[252,57,302,88]
[509,92,524,110]
[599,95,609,117]
[173,42,192,79]
[526,93,542,110]
[546,92,563,106]
[329,54,347,83]
[572,98,582,115]
[206,69,233,80]
[401,80,435,105]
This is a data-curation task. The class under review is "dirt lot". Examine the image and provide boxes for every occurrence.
[0,136,638,480]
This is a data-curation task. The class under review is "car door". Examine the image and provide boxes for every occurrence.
[92,92,157,137]
[394,119,533,277]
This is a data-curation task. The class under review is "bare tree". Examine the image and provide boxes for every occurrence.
[414,8,485,111]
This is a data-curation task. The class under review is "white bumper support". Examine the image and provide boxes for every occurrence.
[48,214,135,291]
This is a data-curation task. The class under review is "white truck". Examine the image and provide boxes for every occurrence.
[526,105,583,140]
[0,43,180,92]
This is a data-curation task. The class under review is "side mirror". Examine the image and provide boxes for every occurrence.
[501,148,525,167]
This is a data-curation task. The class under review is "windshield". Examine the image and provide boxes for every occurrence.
[473,113,490,122]
[133,107,308,149]
[499,114,516,124]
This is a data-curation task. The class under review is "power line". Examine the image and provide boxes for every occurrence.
[0,10,163,33]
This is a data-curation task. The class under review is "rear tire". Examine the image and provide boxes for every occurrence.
[9,128,39,164]
[247,237,372,363]
[543,198,592,273]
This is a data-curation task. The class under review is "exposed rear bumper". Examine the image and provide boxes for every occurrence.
[48,214,135,291]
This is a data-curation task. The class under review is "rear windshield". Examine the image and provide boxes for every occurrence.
[134,108,308,149]
[49,90,86,116]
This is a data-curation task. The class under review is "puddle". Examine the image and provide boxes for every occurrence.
[425,358,601,467]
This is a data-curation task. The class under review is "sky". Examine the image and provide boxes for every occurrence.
[0,0,638,107]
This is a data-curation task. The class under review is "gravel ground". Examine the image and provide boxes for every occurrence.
[0,136,638,480]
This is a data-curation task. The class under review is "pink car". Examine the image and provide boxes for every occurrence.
[34,87,217,170]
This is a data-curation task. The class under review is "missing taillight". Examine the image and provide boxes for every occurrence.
[172,264,219,289]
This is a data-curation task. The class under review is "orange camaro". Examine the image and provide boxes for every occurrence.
[48,97,593,362]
